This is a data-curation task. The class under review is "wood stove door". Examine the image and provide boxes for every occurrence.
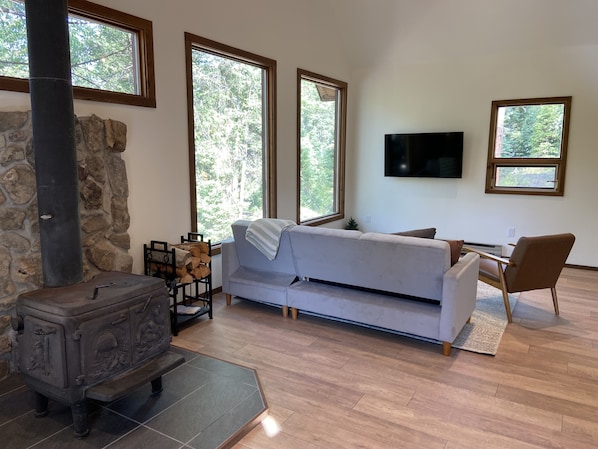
[20,316,67,388]
[79,310,131,385]
[130,294,171,365]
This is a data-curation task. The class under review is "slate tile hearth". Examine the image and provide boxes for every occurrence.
[0,347,267,449]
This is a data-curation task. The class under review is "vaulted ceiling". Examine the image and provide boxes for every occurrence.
[324,0,598,68]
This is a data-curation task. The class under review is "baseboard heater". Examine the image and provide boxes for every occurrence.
[463,241,503,257]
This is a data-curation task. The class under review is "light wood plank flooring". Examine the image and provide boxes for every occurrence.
[173,267,598,449]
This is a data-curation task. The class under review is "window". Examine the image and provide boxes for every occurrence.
[185,32,276,243]
[297,69,347,225]
[0,0,156,107]
[486,96,571,196]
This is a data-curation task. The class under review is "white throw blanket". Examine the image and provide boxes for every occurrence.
[245,218,296,260]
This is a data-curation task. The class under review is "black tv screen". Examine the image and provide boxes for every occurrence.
[384,132,464,178]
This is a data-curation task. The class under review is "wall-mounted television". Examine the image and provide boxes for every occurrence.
[384,132,464,178]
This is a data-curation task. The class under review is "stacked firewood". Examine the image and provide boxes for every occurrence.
[148,241,211,284]
[172,241,211,284]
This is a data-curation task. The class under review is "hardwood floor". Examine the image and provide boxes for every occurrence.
[172,267,598,449]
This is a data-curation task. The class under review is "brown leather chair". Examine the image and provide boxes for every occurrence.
[466,233,575,322]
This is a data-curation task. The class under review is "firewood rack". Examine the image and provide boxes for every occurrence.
[143,232,212,335]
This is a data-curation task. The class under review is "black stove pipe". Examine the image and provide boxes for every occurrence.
[25,0,83,287]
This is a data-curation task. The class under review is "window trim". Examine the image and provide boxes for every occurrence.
[184,32,277,237]
[485,96,572,196]
[0,0,156,107]
[297,68,347,226]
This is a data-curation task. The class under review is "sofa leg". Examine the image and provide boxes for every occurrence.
[467,316,471,324]
[282,305,289,318]
[442,342,452,356]
[225,293,232,306]
[291,308,298,320]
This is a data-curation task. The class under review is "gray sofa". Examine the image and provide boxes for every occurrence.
[222,220,480,355]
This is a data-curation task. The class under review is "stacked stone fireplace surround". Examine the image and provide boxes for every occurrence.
[0,111,132,379]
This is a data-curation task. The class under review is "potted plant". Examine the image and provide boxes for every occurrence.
[344,217,359,231]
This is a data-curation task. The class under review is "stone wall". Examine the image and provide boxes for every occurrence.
[0,111,133,378]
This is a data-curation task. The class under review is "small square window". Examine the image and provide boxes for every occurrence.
[486,97,571,196]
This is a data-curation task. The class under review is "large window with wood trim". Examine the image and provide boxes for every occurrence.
[297,69,347,225]
[486,96,571,196]
[185,32,276,243]
[0,0,156,107]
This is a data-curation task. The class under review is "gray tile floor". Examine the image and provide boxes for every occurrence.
[0,347,267,449]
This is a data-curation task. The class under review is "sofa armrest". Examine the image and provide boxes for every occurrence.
[438,252,480,342]
[221,238,240,294]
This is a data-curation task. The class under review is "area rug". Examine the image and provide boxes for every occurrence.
[451,282,518,355]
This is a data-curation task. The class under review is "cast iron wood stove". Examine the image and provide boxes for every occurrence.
[12,271,184,437]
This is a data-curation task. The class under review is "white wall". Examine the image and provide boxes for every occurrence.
[0,0,350,278]
[344,1,598,267]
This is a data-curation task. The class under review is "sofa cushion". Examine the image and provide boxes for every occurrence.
[231,220,296,275]
[446,240,464,266]
[287,280,443,341]
[288,226,449,302]
[228,267,295,307]
[287,226,363,281]
[392,227,437,239]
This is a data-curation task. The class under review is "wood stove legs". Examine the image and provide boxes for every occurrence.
[33,391,48,417]
[151,376,163,396]
[30,352,185,438]
[33,376,166,438]
[33,392,90,438]
[71,402,90,438]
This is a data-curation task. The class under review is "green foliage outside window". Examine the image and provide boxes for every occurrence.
[68,14,137,94]
[191,50,265,242]
[0,0,139,95]
[300,79,337,222]
[494,103,565,188]
[0,0,28,79]
[497,104,564,159]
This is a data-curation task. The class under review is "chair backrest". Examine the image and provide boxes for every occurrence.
[505,233,575,293]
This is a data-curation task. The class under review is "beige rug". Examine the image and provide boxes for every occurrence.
[451,282,518,355]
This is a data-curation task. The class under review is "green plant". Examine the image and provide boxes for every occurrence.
[344,217,359,230]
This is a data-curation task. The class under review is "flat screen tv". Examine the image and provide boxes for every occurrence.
[384,132,464,178]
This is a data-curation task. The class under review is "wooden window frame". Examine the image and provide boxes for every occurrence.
[485,96,572,196]
[297,69,347,226]
[0,0,156,107]
[184,32,277,242]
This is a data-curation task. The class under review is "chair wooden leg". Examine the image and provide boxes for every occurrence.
[282,305,289,318]
[225,293,232,306]
[551,287,560,315]
[496,267,513,323]
[500,288,513,323]
[291,308,298,320]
